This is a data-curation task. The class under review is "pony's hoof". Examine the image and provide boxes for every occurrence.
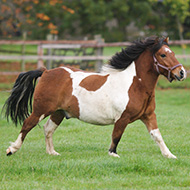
[47,150,60,156]
[51,151,60,156]
[6,148,12,156]
[168,154,177,159]
[163,153,177,159]
[109,151,120,158]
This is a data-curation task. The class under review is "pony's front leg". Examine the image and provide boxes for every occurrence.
[109,119,128,158]
[141,112,177,159]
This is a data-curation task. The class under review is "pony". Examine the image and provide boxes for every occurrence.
[3,36,186,158]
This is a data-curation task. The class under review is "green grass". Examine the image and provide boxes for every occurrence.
[0,83,13,90]
[0,44,37,55]
[0,89,190,189]
[157,75,190,89]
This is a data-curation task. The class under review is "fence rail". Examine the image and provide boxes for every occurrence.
[1,54,190,61]
[0,55,111,61]
[1,39,190,46]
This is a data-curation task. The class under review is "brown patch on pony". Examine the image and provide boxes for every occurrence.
[79,74,109,91]
[33,67,80,119]
[125,77,149,122]
[66,95,80,118]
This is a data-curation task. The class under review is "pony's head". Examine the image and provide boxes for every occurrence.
[153,37,186,82]
[108,36,186,82]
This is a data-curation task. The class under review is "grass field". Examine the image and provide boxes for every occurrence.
[0,89,190,190]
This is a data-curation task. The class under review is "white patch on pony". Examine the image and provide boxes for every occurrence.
[164,47,172,53]
[39,114,45,122]
[44,119,57,137]
[101,65,121,74]
[44,119,60,155]
[7,133,23,154]
[139,78,142,81]
[181,66,187,80]
[150,129,177,159]
[61,63,136,125]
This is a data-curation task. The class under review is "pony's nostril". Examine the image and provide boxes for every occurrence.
[180,70,184,78]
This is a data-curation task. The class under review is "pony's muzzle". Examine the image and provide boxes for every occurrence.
[174,67,187,81]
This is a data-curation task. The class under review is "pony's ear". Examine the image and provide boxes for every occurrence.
[164,37,169,43]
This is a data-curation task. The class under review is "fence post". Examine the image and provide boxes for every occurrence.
[46,34,58,69]
[37,44,44,68]
[21,32,27,71]
[94,35,104,72]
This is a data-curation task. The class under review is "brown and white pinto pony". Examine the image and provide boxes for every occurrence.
[3,36,186,158]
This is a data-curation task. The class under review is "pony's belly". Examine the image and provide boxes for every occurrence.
[77,95,128,125]
[78,108,116,125]
[79,114,115,125]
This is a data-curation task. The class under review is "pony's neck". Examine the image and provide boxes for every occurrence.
[135,50,159,94]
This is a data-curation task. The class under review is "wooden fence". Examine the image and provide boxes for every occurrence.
[0,39,190,75]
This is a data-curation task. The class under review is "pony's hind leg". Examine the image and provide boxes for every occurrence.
[44,110,65,155]
[6,113,40,156]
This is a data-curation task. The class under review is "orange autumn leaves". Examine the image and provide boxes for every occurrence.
[62,5,75,14]
[48,23,58,35]
[0,0,75,37]
[36,13,50,21]
[35,4,74,35]
[36,13,57,34]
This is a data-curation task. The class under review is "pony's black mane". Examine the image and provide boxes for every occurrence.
[109,36,168,70]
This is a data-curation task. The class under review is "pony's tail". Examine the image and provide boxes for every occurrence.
[3,67,46,126]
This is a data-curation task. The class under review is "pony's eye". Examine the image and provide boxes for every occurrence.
[160,54,166,58]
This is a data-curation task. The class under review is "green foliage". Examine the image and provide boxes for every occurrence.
[1,0,190,41]
[163,0,190,23]
[0,89,190,189]
[149,0,190,40]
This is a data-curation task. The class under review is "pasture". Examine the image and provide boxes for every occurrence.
[0,89,190,189]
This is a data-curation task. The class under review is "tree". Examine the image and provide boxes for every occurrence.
[149,0,190,40]
[0,0,160,41]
